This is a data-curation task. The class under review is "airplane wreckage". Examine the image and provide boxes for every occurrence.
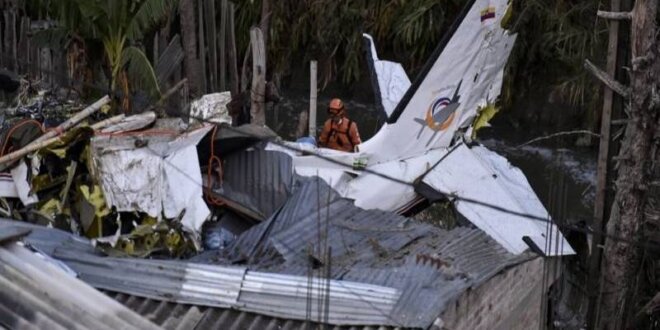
[0,0,576,328]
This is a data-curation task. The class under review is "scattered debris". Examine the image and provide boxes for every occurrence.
[0,84,236,258]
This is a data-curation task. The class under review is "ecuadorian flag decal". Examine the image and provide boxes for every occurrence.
[480,5,496,22]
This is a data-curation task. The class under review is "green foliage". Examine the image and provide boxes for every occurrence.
[503,0,607,110]
[236,0,465,86]
[236,0,606,124]
[28,0,177,98]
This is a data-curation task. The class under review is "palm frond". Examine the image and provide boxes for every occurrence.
[127,0,177,40]
[122,46,161,97]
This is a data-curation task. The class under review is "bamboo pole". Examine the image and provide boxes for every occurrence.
[586,0,625,327]
[309,60,318,138]
[0,135,64,165]
[91,114,126,130]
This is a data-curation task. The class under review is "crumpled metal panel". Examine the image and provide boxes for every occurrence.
[216,178,527,328]
[53,250,247,308]
[0,241,160,330]
[106,291,403,330]
[221,144,295,220]
[54,248,401,326]
[1,220,402,327]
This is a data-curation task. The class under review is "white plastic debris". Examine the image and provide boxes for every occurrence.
[0,174,19,198]
[189,92,232,125]
[91,125,214,237]
[10,160,38,205]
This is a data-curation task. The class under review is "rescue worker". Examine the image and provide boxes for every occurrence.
[319,98,361,152]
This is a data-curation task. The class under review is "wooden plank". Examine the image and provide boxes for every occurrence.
[586,0,623,328]
[249,27,266,126]
[227,2,239,97]
[204,0,217,92]
[219,0,228,91]
[10,10,16,71]
[197,0,207,93]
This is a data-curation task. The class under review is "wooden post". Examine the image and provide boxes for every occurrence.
[227,2,239,97]
[219,0,228,92]
[259,0,271,63]
[595,0,660,328]
[204,0,217,92]
[10,10,16,71]
[178,0,200,95]
[197,0,207,93]
[249,27,266,126]
[309,60,318,138]
[586,0,623,327]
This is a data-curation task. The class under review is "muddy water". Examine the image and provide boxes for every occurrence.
[267,92,597,222]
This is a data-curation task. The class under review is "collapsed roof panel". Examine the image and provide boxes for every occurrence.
[0,238,160,330]
[219,144,294,220]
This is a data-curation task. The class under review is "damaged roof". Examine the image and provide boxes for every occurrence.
[0,176,535,328]
[0,230,160,330]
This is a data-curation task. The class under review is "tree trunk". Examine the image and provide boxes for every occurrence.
[259,0,271,63]
[249,27,266,126]
[178,0,202,96]
[597,0,660,328]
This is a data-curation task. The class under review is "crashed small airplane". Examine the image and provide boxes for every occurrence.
[266,0,574,256]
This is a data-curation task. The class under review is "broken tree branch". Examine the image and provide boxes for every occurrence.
[91,114,126,130]
[0,135,64,165]
[585,59,631,98]
[516,130,601,148]
[597,10,633,20]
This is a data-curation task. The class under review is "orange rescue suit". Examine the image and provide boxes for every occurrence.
[319,117,361,152]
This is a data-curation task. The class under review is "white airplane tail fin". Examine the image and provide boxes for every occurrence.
[359,0,516,164]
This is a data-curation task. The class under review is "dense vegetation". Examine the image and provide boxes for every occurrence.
[23,0,608,131]
[235,0,608,131]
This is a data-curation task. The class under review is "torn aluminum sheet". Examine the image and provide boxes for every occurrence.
[420,143,575,255]
[91,126,213,237]
[10,160,38,205]
[189,92,233,125]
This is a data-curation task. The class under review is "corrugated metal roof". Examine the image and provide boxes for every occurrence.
[105,291,402,330]
[50,247,402,326]
[0,175,534,328]
[200,178,532,328]
[0,240,160,330]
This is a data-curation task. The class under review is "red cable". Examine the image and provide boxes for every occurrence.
[205,125,224,206]
[0,119,46,157]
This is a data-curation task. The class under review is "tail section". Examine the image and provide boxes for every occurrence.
[359,0,516,164]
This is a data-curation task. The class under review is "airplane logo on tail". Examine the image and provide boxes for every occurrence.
[414,80,462,141]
